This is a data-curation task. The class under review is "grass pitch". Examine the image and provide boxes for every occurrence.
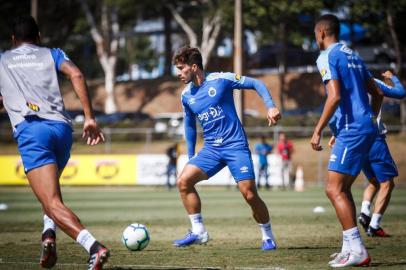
[0,186,405,270]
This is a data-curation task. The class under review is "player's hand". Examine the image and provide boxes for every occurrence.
[82,118,105,146]
[328,136,336,148]
[382,70,393,80]
[310,131,323,151]
[267,107,281,126]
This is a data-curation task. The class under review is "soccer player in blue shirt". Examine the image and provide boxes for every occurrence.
[328,70,404,237]
[311,14,383,267]
[172,46,281,250]
[255,135,273,189]
[0,16,109,269]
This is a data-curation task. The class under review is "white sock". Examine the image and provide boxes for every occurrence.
[361,201,371,216]
[369,213,382,229]
[341,231,350,254]
[258,222,275,241]
[76,229,96,253]
[42,215,56,233]
[189,213,206,234]
[343,227,365,254]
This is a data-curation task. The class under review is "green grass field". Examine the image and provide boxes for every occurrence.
[0,187,405,270]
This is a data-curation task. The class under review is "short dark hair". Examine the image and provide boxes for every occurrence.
[315,14,340,38]
[12,16,40,42]
[172,46,203,70]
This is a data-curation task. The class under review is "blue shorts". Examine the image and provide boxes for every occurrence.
[14,116,73,173]
[328,132,377,177]
[362,136,398,182]
[188,146,255,182]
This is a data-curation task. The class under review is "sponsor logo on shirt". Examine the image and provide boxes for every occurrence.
[198,106,224,124]
[26,102,40,112]
[208,87,217,97]
[12,46,38,55]
[329,154,337,162]
[240,166,249,173]
[340,45,353,54]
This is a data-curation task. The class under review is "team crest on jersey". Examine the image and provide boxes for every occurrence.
[26,102,40,112]
[208,87,217,97]
[235,74,241,80]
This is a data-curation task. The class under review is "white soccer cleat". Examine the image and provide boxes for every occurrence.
[328,252,348,266]
[330,250,371,268]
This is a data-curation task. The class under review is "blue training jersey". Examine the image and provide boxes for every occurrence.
[316,43,376,136]
[329,75,405,136]
[181,72,275,159]
[255,142,273,165]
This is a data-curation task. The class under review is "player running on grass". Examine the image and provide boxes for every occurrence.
[311,14,383,267]
[328,70,405,238]
[172,46,281,250]
[0,16,109,270]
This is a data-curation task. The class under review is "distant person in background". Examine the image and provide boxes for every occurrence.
[277,132,293,188]
[166,143,179,189]
[0,16,109,269]
[254,135,273,189]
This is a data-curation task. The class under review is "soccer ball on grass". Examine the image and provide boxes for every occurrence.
[121,223,150,251]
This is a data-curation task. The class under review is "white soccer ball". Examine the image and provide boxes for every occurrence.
[121,223,150,251]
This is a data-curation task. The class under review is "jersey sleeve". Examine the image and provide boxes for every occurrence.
[218,72,275,108]
[50,48,70,72]
[374,76,406,99]
[182,96,197,159]
[317,53,339,83]
[328,115,338,136]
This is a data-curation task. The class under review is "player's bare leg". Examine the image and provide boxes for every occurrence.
[238,179,276,250]
[372,179,394,215]
[28,164,109,269]
[238,179,269,223]
[173,164,209,247]
[27,164,83,238]
[358,178,379,232]
[326,171,370,267]
[366,179,394,237]
[325,171,357,229]
[176,164,208,214]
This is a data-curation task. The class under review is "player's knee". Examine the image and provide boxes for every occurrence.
[176,176,191,192]
[325,186,339,200]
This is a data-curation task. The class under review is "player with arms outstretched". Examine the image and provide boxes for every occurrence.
[172,46,281,250]
[0,16,109,270]
[311,14,383,267]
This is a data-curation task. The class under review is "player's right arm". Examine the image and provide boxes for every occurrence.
[182,97,197,159]
[59,60,104,146]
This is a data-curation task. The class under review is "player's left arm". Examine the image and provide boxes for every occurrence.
[310,79,341,151]
[376,71,406,99]
[232,75,281,125]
